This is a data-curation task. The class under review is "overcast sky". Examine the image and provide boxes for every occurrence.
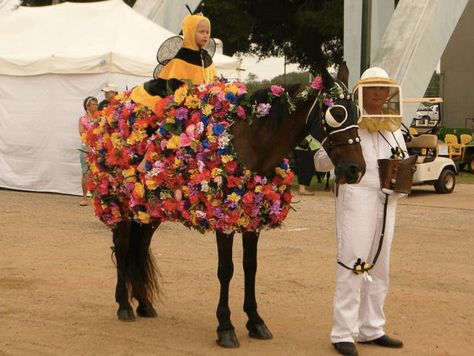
[238,54,305,81]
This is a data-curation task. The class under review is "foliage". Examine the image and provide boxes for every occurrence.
[198,0,344,74]
[245,71,311,94]
[424,71,440,97]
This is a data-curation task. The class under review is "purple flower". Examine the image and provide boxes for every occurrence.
[175,107,188,120]
[256,103,271,117]
[323,98,334,107]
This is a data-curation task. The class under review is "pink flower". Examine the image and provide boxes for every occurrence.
[323,98,334,107]
[179,133,192,146]
[237,106,246,119]
[310,75,324,90]
[256,103,271,117]
[270,85,284,97]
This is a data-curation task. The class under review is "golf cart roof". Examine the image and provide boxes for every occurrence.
[402,97,443,104]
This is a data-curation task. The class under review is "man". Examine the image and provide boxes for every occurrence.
[315,67,407,356]
[98,83,118,110]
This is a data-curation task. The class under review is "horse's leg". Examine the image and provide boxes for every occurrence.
[131,221,161,318]
[325,171,330,191]
[113,220,134,321]
[242,231,273,340]
[215,231,239,348]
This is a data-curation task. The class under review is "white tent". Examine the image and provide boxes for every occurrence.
[0,0,239,196]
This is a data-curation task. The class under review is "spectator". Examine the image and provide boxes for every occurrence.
[98,83,118,110]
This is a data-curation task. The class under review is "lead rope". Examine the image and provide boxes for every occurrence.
[337,194,389,279]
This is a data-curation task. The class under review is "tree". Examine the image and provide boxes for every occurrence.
[198,0,343,74]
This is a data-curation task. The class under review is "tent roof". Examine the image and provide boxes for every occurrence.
[0,0,238,77]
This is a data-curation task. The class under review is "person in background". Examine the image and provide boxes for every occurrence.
[314,67,406,356]
[98,83,118,110]
[294,134,321,195]
[78,96,98,206]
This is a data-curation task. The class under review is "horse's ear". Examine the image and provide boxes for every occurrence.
[337,61,349,88]
[320,67,335,90]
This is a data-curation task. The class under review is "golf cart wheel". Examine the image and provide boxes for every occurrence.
[434,168,455,194]
[468,154,474,173]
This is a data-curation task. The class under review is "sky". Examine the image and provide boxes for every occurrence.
[237,54,305,81]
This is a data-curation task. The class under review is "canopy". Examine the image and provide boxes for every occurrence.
[0,0,239,77]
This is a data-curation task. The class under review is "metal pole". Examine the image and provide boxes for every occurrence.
[360,0,372,73]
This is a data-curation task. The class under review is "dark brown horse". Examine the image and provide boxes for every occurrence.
[106,67,366,348]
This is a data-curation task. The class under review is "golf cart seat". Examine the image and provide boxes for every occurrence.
[460,133,473,145]
[406,134,438,163]
[444,134,463,158]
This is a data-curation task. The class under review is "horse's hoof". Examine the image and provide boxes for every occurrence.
[136,305,157,318]
[117,308,135,321]
[247,322,273,340]
[216,329,240,348]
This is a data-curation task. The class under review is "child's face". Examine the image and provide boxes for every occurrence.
[195,20,210,49]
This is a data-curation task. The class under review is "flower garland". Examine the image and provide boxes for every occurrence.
[82,81,295,233]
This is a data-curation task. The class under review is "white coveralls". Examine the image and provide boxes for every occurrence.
[314,127,407,343]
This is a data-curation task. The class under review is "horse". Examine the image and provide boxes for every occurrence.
[84,66,366,348]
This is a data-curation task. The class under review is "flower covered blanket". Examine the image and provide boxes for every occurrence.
[82,81,294,233]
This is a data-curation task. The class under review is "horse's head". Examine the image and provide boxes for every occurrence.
[307,65,366,184]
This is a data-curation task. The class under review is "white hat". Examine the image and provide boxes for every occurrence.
[101,83,118,92]
[360,67,390,80]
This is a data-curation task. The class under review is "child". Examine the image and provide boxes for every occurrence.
[131,13,217,112]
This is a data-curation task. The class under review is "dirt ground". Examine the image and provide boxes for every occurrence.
[0,184,473,356]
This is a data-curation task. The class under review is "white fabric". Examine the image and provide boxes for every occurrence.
[0,0,239,77]
[315,128,407,343]
[0,73,146,195]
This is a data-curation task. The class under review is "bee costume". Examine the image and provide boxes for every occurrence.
[131,14,217,112]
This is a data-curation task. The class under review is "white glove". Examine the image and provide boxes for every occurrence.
[382,188,408,200]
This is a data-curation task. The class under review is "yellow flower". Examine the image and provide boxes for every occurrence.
[166,135,181,149]
[275,167,287,178]
[227,192,241,202]
[201,104,213,116]
[115,92,125,101]
[278,184,287,192]
[111,132,123,148]
[174,157,182,168]
[255,185,263,193]
[221,155,234,163]
[145,179,159,190]
[211,168,223,178]
[127,128,147,145]
[174,86,188,104]
[226,84,239,95]
[211,199,221,206]
[165,116,176,124]
[123,167,136,182]
[138,211,151,224]
[184,95,201,109]
[134,182,145,198]
[237,216,249,227]
[243,169,252,178]
[208,135,217,143]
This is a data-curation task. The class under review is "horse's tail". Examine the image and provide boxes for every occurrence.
[128,222,160,306]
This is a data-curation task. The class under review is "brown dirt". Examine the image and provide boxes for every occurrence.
[0,184,473,356]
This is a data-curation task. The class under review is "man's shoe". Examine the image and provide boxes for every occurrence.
[359,334,403,348]
[333,342,358,356]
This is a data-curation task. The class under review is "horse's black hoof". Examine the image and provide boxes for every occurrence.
[216,329,240,348]
[136,305,157,318]
[247,322,273,340]
[117,308,135,321]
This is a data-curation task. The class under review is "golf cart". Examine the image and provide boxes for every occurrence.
[405,97,457,193]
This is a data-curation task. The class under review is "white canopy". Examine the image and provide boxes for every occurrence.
[0,0,239,196]
[0,0,239,77]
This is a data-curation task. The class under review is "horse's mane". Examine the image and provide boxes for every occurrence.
[247,84,304,129]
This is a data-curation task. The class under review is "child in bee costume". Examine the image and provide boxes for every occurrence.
[315,67,408,356]
[131,13,217,112]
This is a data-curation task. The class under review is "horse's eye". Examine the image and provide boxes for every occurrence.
[324,105,348,128]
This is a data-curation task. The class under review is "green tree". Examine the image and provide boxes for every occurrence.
[424,71,440,97]
[198,0,343,74]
